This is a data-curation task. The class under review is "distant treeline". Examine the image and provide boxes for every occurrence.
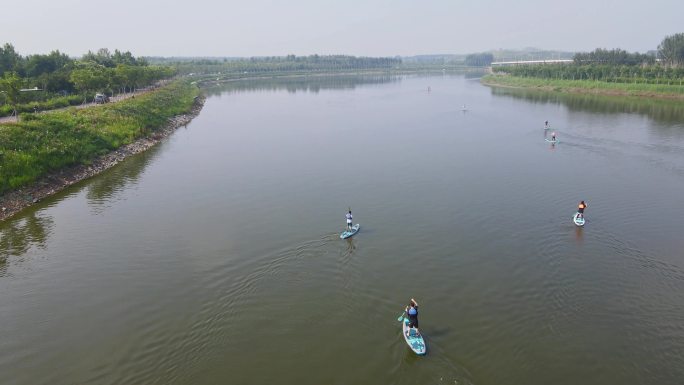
[492,33,684,85]
[0,44,175,116]
[464,53,494,67]
[573,48,655,66]
[151,55,402,75]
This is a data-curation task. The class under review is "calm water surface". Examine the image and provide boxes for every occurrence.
[2,74,684,385]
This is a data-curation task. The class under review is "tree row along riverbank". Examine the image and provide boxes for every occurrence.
[481,74,684,99]
[0,80,202,221]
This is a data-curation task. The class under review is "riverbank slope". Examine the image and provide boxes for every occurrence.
[482,74,684,99]
[0,80,202,221]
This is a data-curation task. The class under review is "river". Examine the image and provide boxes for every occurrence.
[1,74,684,385]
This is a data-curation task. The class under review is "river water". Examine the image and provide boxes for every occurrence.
[2,74,684,385]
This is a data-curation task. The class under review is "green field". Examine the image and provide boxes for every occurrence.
[0,80,199,194]
[482,74,684,97]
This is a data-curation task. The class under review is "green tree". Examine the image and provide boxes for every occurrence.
[658,33,684,67]
[114,64,136,93]
[82,48,116,68]
[25,50,72,77]
[0,43,23,76]
[70,62,112,101]
[112,50,138,66]
[0,71,23,116]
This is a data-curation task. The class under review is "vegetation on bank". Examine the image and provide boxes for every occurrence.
[491,33,684,89]
[0,80,199,194]
[0,44,175,117]
[482,74,684,97]
[0,93,87,117]
[492,63,684,85]
[150,55,402,75]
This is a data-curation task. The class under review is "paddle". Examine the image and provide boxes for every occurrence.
[397,311,406,322]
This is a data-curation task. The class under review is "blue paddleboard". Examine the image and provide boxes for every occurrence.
[573,213,585,227]
[340,224,360,239]
[402,317,426,355]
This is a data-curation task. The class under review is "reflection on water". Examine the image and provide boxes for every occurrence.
[491,87,684,127]
[0,140,162,269]
[85,144,162,212]
[574,225,584,245]
[464,69,487,79]
[344,236,357,256]
[202,74,401,96]
[0,213,53,262]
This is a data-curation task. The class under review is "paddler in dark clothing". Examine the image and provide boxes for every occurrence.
[405,298,420,336]
[577,200,587,219]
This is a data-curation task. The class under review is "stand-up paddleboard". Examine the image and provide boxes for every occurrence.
[544,126,550,130]
[573,213,585,227]
[402,317,426,355]
[340,224,360,239]
[545,138,558,143]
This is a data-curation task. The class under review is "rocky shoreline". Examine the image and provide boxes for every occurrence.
[0,96,205,222]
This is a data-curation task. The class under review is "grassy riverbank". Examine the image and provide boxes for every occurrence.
[0,80,199,194]
[482,74,684,99]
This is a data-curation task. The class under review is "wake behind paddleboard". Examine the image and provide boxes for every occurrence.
[573,213,585,227]
[340,224,360,239]
[402,317,426,355]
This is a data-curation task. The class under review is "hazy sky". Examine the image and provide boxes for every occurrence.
[3,0,682,57]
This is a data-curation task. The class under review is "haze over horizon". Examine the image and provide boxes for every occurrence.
[3,0,682,58]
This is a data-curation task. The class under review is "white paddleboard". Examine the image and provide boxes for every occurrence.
[340,224,360,239]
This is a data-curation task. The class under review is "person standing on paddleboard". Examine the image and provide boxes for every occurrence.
[551,131,556,141]
[405,299,420,336]
[345,210,353,231]
[545,120,549,129]
[578,201,587,219]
